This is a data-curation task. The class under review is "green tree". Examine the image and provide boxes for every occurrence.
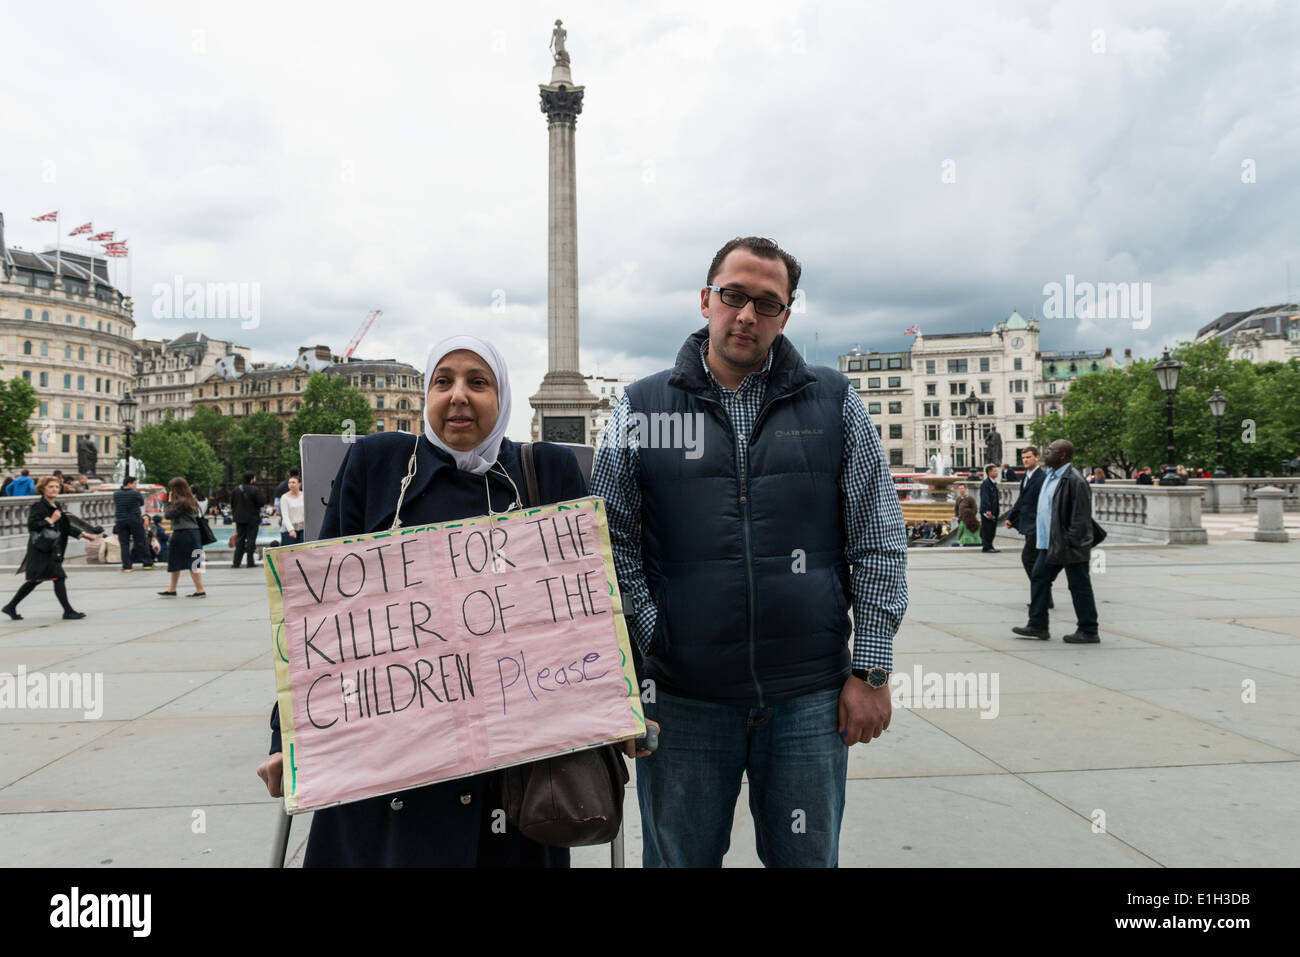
[1033,366,1141,476]
[0,376,40,470]
[126,417,222,490]
[286,373,375,467]
[230,411,290,481]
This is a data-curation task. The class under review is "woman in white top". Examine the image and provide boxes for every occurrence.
[278,475,305,546]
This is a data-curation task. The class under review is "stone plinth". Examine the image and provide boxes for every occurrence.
[1254,487,1290,542]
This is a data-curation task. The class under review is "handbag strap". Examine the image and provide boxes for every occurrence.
[389,434,421,531]
[519,443,540,509]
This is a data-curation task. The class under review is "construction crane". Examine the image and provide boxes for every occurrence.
[344,309,382,359]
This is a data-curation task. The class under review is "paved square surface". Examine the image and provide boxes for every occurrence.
[1,539,1296,867]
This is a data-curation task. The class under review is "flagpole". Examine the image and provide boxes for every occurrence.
[54,212,61,283]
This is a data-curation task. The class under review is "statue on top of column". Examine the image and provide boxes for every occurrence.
[550,19,570,67]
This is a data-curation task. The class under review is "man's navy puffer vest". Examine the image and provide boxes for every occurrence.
[625,328,852,706]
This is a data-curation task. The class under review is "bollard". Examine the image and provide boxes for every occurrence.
[1254,487,1289,542]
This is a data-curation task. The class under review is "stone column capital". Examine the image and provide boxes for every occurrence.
[540,84,584,126]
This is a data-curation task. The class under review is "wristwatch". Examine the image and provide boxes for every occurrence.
[852,667,890,689]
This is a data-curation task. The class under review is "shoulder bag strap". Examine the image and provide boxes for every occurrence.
[520,443,540,509]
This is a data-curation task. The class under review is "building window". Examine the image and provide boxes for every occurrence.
[1015,424,1025,439]
[888,402,902,415]
[867,358,882,370]
[980,381,991,394]
[1015,399,1024,414]
[22,371,31,383]
[63,374,72,389]
[22,341,32,355]
[1049,383,1057,394]
[1014,357,1023,370]
[77,375,85,390]
[949,382,965,395]
[76,404,85,420]
[868,402,882,415]
[888,376,901,388]
[104,436,111,454]
[923,402,940,417]
[41,311,50,322]
[925,360,936,375]
[849,378,861,389]
[24,308,32,320]
[950,402,962,416]
[39,372,49,387]
[848,359,862,371]
[79,346,86,361]
[979,357,990,372]
[95,406,101,421]
[62,434,71,453]
[868,377,881,388]
[887,357,902,370]
[926,424,938,441]
[874,424,882,438]
[888,424,903,439]
[39,342,49,357]
[947,359,967,373]
[79,316,86,327]
[277,399,284,413]
[888,449,903,466]
[925,383,936,395]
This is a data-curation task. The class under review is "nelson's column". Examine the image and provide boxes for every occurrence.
[530,19,599,444]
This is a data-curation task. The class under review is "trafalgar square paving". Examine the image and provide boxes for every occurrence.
[0,537,1297,868]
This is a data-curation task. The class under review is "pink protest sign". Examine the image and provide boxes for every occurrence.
[263,496,644,812]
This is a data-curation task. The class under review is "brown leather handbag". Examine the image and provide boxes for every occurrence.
[499,443,629,847]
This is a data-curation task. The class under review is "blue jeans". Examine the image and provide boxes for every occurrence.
[637,686,848,868]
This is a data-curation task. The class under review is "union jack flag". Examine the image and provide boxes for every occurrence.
[32,211,58,222]
[90,231,115,242]
[904,324,920,335]
[68,222,93,236]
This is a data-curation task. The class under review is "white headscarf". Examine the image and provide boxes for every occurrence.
[423,336,512,475]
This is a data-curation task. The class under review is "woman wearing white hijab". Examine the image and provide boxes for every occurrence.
[256,336,591,867]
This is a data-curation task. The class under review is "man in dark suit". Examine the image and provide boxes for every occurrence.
[1005,446,1052,609]
[979,464,1000,552]
[229,472,266,568]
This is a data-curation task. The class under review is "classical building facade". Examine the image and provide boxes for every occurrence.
[1035,347,1127,418]
[838,348,914,469]
[0,213,136,476]
[586,373,637,447]
[193,344,424,434]
[135,332,253,427]
[908,311,1039,471]
[1195,303,1300,363]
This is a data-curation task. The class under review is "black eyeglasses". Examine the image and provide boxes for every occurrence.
[706,285,790,318]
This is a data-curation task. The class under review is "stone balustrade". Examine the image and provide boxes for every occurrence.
[0,492,119,565]
[996,477,1207,544]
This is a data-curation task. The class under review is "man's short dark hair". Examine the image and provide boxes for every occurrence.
[985,465,997,475]
[123,476,136,486]
[706,236,802,302]
[20,469,29,476]
[242,471,256,484]
[1023,445,1039,457]
[289,466,301,477]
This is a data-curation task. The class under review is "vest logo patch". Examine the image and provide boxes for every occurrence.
[773,428,825,439]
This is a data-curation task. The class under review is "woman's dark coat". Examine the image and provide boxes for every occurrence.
[24,498,83,581]
[267,432,587,867]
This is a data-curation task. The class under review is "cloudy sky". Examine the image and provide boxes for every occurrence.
[4,0,1298,436]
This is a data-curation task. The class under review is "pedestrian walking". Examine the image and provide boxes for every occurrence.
[1012,439,1103,643]
[2,476,101,621]
[1005,445,1052,610]
[112,476,155,571]
[228,472,266,568]
[158,478,207,598]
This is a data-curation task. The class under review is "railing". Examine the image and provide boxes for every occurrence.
[0,492,118,536]
[996,478,1206,544]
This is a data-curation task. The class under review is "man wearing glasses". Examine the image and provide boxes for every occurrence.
[591,236,908,867]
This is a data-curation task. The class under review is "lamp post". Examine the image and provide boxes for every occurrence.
[962,390,979,474]
[1152,348,1184,484]
[119,391,138,480]
[1207,386,1227,478]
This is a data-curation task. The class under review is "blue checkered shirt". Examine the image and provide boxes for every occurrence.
[590,342,908,672]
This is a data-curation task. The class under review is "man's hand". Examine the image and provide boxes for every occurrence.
[838,676,891,746]
[984,510,994,519]
[257,753,284,798]
[619,719,660,758]
[1004,520,1013,528]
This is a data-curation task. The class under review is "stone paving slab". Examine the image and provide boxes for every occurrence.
[1,546,1296,867]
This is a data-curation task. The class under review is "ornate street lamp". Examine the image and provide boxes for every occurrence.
[119,391,138,480]
[1152,348,1184,484]
[1207,386,1228,478]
